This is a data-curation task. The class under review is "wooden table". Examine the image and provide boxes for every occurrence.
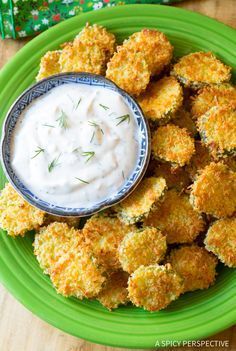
[0,0,235,350]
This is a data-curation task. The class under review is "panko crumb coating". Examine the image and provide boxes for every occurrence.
[122,29,173,76]
[172,109,197,137]
[145,189,205,244]
[43,214,80,228]
[168,245,218,293]
[137,76,183,124]
[82,214,135,270]
[190,162,236,218]
[153,162,191,191]
[0,183,45,237]
[191,84,236,119]
[128,264,183,311]
[223,156,236,172]
[172,52,231,89]
[118,227,167,273]
[205,218,236,268]
[152,124,195,168]
[186,141,213,181]
[36,50,61,81]
[97,270,129,310]
[116,177,167,225]
[197,106,236,158]
[106,47,150,96]
[34,222,84,273]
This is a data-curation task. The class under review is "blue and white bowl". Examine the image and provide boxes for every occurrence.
[1,73,150,217]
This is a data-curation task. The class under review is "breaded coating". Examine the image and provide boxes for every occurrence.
[172,52,231,89]
[152,124,195,168]
[197,106,236,158]
[106,48,150,96]
[118,227,167,273]
[137,76,183,124]
[153,162,191,191]
[172,109,197,137]
[82,214,135,270]
[43,214,80,228]
[97,271,129,310]
[186,141,213,180]
[76,23,116,61]
[191,84,236,119]
[122,29,173,76]
[145,189,205,244]
[205,218,236,268]
[190,162,236,218]
[223,156,236,172]
[168,245,217,293]
[116,177,167,225]
[34,222,83,273]
[0,183,45,237]
[128,264,183,311]
[60,40,106,75]
[36,50,61,81]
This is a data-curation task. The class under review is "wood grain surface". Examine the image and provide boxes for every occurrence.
[0,0,235,350]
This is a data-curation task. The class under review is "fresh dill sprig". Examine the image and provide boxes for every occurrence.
[82,151,95,163]
[122,170,125,180]
[99,103,109,111]
[57,110,69,129]
[75,177,89,184]
[109,112,116,117]
[116,114,130,126]
[31,147,45,159]
[42,124,55,128]
[88,120,104,135]
[90,131,95,143]
[75,98,82,110]
[48,154,61,172]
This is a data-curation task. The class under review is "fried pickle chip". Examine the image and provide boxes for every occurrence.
[97,270,129,310]
[82,214,135,270]
[152,124,195,168]
[153,162,191,191]
[106,48,151,96]
[190,162,236,218]
[116,177,167,224]
[168,245,217,293]
[186,141,213,180]
[0,183,45,237]
[205,218,236,268]
[197,106,236,158]
[145,189,205,244]
[43,214,80,228]
[36,50,61,81]
[137,76,183,124]
[191,84,236,119]
[122,29,173,76]
[223,156,236,172]
[34,222,83,273]
[118,227,167,273]
[172,52,231,89]
[128,264,183,311]
[172,109,197,137]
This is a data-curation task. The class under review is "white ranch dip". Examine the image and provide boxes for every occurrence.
[11,84,140,208]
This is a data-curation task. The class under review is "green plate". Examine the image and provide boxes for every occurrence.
[0,5,235,349]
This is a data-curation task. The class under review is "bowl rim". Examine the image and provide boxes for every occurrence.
[1,72,151,217]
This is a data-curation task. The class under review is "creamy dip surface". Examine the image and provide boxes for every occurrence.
[11,84,140,208]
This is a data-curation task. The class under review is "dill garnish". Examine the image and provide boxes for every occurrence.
[75,98,82,110]
[31,147,45,159]
[90,131,95,143]
[48,154,61,172]
[88,120,104,134]
[122,170,125,180]
[116,114,130,126]
[75,177,89,184]
[57,110,69,129]
[42,124,55,128]
[99,103,109,111]
[109,112,116,117]
[82,151,95,163]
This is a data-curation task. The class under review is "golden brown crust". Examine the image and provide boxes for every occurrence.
[36,50,61,81]
[43,214,80,228]
[190,162,236,218]
[172,109,197,137]
[186,141,213,181]
[168,245,218,292]
[137,76,183,123]
[128,264,183,311]
[172,52,231,88]
[153,162,191,191]
[106,47,151,96]
[144,189,205,244]
[0,183,45,237]
[205,218,236,268]
[122,29,173,76]
[152,124,195,167]
[118,227,167,273]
